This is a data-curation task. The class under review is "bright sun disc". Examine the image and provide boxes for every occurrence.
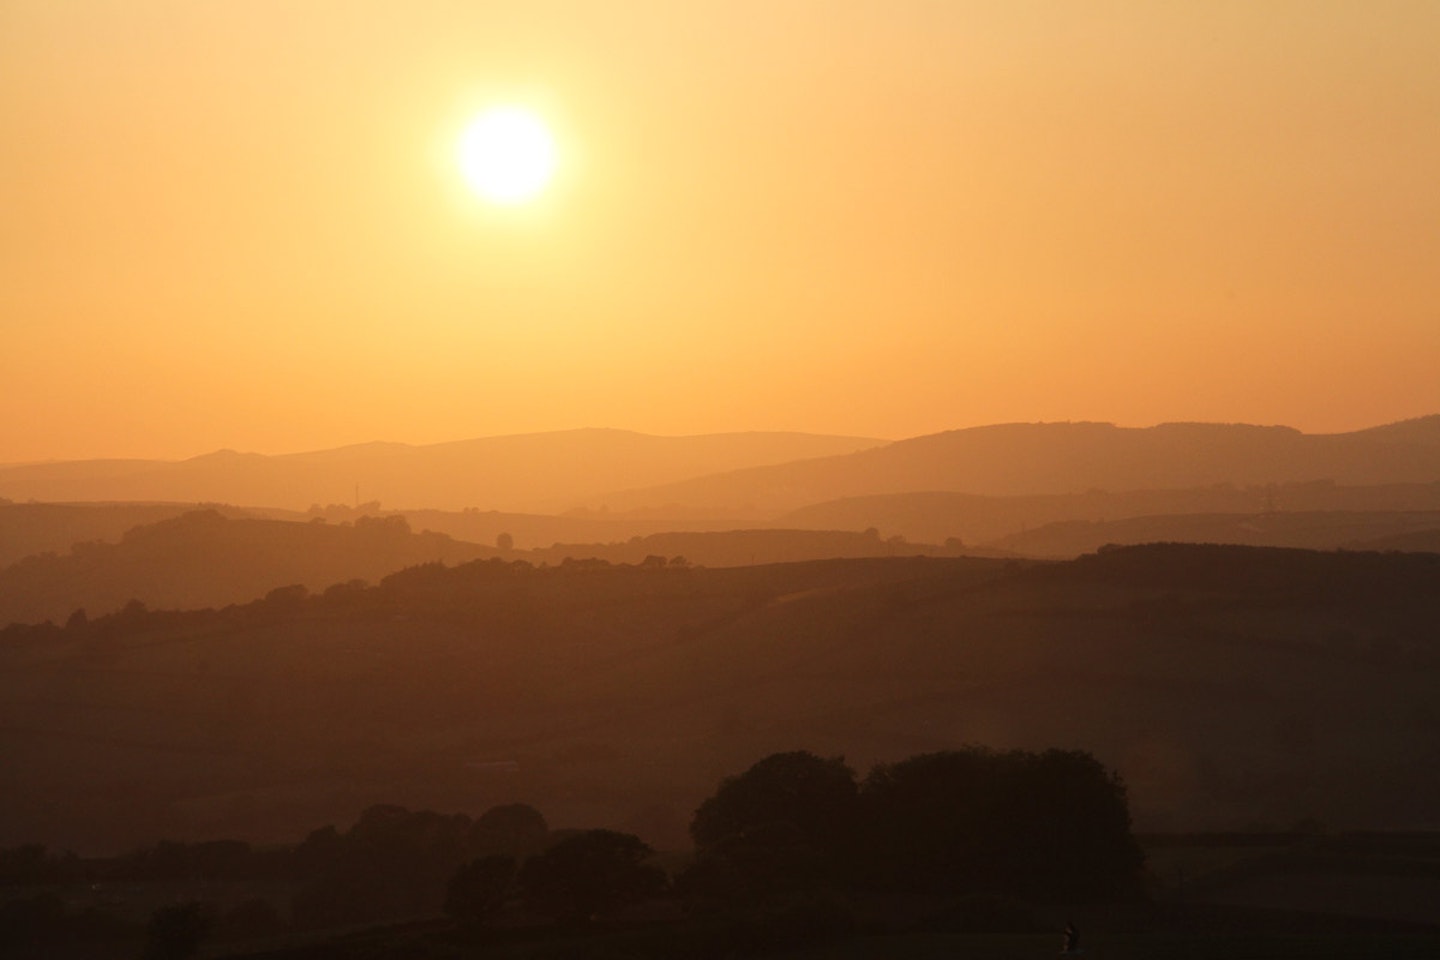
[458,106,557,204]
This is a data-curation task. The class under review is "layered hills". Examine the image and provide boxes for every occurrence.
[773,481,1440,547]
[0,501,294,569]
[4,416,1439,954]
[0,509,985,626]
[990,509,1440,558]
[5,419,1439,524]
[589,417,1440,516]
[0,510,496,625]
[4,419,1439,622]
[0,429,885,513]
[3,545,1438,855]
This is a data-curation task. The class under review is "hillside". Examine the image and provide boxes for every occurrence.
[0,510,1000,627]
[0,500,756,569]
[0,510,496,625]
[774,481,1440,545]
[0,429,885,513]
[521,527,1010,567]
[1346,528,1440,553]
[1335,413,1440,446]
[587,420,1440,515]
[3,545,1437,855]
[989,510,1440,558]
[0,501,305,568]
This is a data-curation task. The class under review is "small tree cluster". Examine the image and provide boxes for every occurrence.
[443,828,665,928]
[685,748,1143,903]
[291,802,549,928]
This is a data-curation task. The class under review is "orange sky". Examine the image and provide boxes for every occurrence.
[2,1,1437,462]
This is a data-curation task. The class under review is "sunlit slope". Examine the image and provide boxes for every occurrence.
[3,547,1437,855]
[0,429,885,512]
[588,419,1440,515]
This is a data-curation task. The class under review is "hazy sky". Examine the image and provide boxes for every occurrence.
[3,1,1437,461]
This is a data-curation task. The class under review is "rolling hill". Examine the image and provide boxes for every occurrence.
[988,510,1440,558]
[0,501,303,569]
[586,419,1440,516]
[0,429,885,513]
[773,481,1440,546]
[0,510,497,625]
[4,545,1437,855]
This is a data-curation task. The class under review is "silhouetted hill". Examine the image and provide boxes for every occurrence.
[1345,528,1440,553]
[4,546,1437,855]
[1337,414,1440,447]
[0,500,747,569]
[989,510,1440,558]
[524,528,1010,567]
[0,501,309,568]
[395,506,763,551]
[0,506,1000,624]
[0,510,496,625]
[587,419,1440,515]
[774,481,1440,545]
[0,430,885,512]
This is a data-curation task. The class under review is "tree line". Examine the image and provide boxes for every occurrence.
[2,746,1142,957]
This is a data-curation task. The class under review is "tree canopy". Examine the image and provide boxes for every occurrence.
[519,829,666,924]
[688,747,1143,902]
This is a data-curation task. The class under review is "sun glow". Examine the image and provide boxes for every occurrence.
[457,106,557,205]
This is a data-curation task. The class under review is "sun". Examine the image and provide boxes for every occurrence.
[457,106,557,205]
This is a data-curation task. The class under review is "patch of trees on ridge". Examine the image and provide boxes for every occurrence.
[1,747,1140,956]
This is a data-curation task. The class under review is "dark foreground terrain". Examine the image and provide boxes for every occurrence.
[3,544,1439,853]
[4,544,1440,958]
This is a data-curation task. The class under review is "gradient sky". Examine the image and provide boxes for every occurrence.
[3,1,1437,461]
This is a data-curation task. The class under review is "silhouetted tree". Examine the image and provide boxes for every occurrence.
[859,747,1143,899]
[291,805,477,925]
[347,804,472,890]
[444,854,516,925]
[261,583,308,609]
[467,803,548,858]
[691,751,858,851]
[519,829,665,924]
[496,532,514,552]
[688,751,859,897]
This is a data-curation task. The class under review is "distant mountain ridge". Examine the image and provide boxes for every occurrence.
[0,429,885,513]
[4,417,1437,520]
[1333,413,1440,446]
[588,418,1440,515]
[774,481,1440,545]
